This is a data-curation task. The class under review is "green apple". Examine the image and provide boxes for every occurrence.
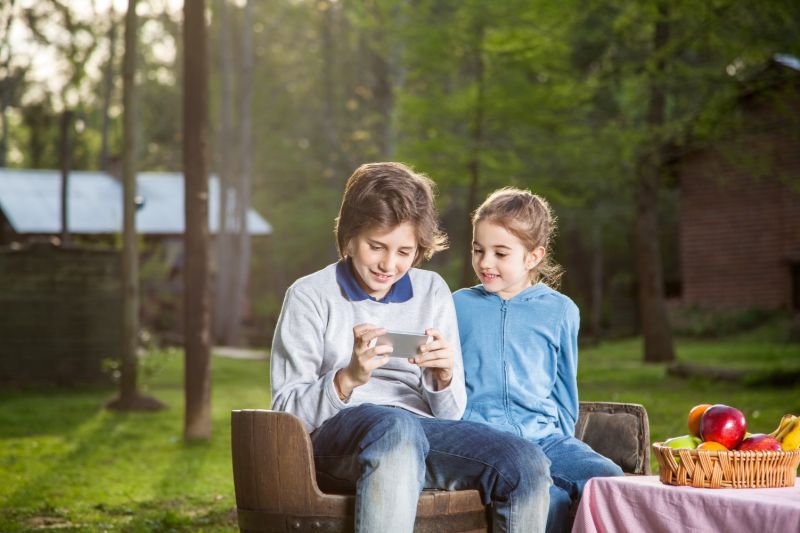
[664,434,702,449]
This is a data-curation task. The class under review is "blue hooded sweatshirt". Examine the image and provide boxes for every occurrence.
[453,283,579,441]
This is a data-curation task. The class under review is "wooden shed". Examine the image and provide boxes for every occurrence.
[676,55,800,312]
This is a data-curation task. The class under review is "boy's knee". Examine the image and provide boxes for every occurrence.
[360,409,428,458]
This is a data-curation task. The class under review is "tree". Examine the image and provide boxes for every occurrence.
[231,0,254,346]
[212,0,253,347]
[107,0,165,412]
[98,17,118,171]
[183,0,212,441]
[0,0,26,167]
[632,1,675,363]
[212,0,236,345]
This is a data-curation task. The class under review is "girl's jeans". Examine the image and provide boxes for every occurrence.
[540,433,625,533]
[311,403,551,533]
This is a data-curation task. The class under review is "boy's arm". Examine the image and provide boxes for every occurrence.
[270,286,346,432]
[420,276,467,419]
[552,300,580,436]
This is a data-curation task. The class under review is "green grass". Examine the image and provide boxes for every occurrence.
[579,321,800,472]
[1,323,798,531]
[0,349,269,532]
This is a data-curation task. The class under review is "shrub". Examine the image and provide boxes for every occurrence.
[669,304,781,338]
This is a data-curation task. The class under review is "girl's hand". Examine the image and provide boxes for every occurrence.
[335,324,393,399]
[410,328,453,390]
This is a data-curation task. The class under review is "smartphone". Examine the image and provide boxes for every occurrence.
[369,329,432,358]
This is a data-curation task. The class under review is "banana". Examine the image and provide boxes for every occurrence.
[780,419,800,450]
[777,417,799,443]
[770,414,797,439]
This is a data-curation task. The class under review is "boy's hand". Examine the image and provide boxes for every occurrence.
[336,324,392,399]
[410,328,453,390]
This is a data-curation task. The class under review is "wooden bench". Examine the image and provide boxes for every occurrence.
[231,402,650,532]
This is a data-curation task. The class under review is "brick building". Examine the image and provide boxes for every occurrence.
[677,56,800,312]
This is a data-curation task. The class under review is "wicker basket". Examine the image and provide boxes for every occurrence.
[653,442,800,488]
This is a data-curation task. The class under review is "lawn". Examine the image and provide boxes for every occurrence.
[1,323,799,532]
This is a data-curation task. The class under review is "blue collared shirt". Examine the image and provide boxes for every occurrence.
[335,258,413,304]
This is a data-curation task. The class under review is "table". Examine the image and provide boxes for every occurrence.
[572,475,800,533]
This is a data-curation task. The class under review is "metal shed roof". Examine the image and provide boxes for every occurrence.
[0,168,272,236]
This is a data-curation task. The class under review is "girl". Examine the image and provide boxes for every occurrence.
[454,187,624,533]
[271,165,549,533]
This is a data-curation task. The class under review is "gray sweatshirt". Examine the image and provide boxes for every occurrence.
[270,262,467,432]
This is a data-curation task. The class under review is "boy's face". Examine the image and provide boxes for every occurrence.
[348,221,418,300]
[471,220,543,300]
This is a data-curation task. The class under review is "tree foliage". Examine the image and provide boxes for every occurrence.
[3,0,798,348]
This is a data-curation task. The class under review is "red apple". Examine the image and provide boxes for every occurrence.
[736,433,781,451]
[700,404,747,450]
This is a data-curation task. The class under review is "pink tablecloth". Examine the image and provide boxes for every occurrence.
[572,475,800,533]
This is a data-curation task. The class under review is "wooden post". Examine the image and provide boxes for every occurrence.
[59,110,73,246]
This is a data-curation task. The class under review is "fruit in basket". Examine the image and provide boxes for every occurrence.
[699,404,747,450]
[688,403,712,437]
[697,441,728,451]
[771,414,798,441]
[736,433,781,451]
[779,418,800,450]
[664,434,702,449]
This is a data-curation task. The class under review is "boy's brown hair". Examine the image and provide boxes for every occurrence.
[335,162,448,267]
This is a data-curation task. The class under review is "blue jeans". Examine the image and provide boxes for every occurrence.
[539,433,625,533]
[311,404,551,533]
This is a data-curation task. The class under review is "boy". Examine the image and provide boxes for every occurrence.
[271,162,549,533]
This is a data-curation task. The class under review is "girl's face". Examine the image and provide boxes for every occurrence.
[347,222,418,300]
[471,220,544,300]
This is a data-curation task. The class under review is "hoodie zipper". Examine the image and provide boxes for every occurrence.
[500,300,514,429]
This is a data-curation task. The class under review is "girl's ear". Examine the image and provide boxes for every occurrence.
[526,246,546,270]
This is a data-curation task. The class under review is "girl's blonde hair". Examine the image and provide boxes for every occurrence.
[472,187,564,288]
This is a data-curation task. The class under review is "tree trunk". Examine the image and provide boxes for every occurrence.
[365,6,394,159]
[230,0,254,346]
[635,2,675,363]
[0,0,15,167]
[107,0,165,412]
[460,22,485,289]
[99,20,117,171]
[590,220,604,341]
[320,0,339,172]
[119,0,139,404]
[59,110,72,246]
[0,98,8,167]
[183,0,213,440]
[213,0,236,345]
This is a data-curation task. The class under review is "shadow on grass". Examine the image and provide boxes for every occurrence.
[119,498,237,532]
[1,498,237,532]
[0,387,115,439]
[1,406,237,532]
[1,409,124,512]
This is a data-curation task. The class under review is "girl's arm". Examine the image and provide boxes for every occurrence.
[270,286,345,432]
[552,300,580,436]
